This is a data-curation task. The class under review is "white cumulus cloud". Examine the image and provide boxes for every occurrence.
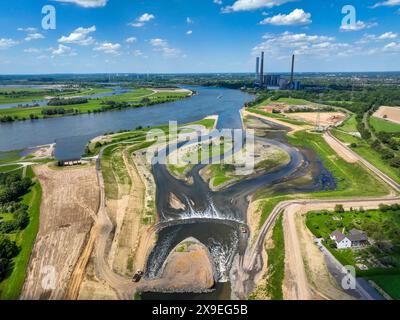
[383,42,400,51]
[125,37,137,43]
[149,38,182,57]
[130,13,155,27]
[0,38,19,49]
[340,20,377,32]
[260,9,312,26]
[25,33,45,41]
[53,0,108,8]
[58,26,96,45]
[93,42,121,54]
[222,0,294,13]
[371,0,400,8]
[51,44,76,57]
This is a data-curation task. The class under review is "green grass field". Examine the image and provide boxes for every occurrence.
[0,88,111,105]
[0,89,191,121]
[0,166,42,300]
[339,114,358,132]
[370,116,400,133]
[367,274,400,299]
[249,214,285,300]
[0,164,21,173]
[287,131,389,197]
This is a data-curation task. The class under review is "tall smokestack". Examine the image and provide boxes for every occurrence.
[255,57,260,80]
[290,54,295,84]
[260,52,264,85]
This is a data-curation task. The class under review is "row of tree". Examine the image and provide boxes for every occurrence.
[0,172,33,281]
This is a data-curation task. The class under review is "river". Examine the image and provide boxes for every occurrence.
[0,85,335,299]
[0,86,252,160]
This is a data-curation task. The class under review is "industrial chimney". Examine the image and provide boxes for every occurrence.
[260,52,264,85]
[290,54,295,84]
[256,57,260,80]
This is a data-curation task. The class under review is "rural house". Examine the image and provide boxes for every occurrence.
[330,229,369,249]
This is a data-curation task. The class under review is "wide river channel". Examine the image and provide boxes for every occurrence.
[0,86,335,299]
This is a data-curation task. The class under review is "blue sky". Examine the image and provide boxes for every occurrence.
[0,0,399,74]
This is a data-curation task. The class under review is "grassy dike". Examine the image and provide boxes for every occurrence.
[331,129,400,184]
[249,214,285,300]
[0,166,42,300]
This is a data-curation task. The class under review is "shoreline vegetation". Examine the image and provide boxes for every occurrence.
[0,87,193,122]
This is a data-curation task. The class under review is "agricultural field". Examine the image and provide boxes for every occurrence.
[373,106,400,125]
[370,116,400,133]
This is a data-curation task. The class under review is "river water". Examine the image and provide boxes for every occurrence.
[0,86,252,159]
[0,85,335,299]
[144,114,335,299]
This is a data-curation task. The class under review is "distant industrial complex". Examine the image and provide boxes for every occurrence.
[254,52,301,90]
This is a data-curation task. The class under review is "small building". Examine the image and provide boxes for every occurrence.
[347,229,369,247]
[330,229,369,249]
[330,230,352,249]
[58,158,82,167]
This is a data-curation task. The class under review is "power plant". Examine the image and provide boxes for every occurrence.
[254,52,301,90]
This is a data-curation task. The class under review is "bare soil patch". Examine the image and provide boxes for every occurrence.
[285,112,346,127]
[21,165,99,300]
[373,106,400,124]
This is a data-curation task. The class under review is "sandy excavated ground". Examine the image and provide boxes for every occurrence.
[25,144,55,159]
[200,139,290,191]
[247,223,276,300]
[373,106,400,124]
[21,165,99,300]
[246,199,264,246]
[139,239,215,292]
[78,146,157,300]
[285,112,346,127]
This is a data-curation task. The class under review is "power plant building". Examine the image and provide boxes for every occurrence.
[254,52,300,90]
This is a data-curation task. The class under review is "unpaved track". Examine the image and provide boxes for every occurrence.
[21,165,99,300]
[323,132,358,163]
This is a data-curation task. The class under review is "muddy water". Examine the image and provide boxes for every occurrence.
[143,115,335,299]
